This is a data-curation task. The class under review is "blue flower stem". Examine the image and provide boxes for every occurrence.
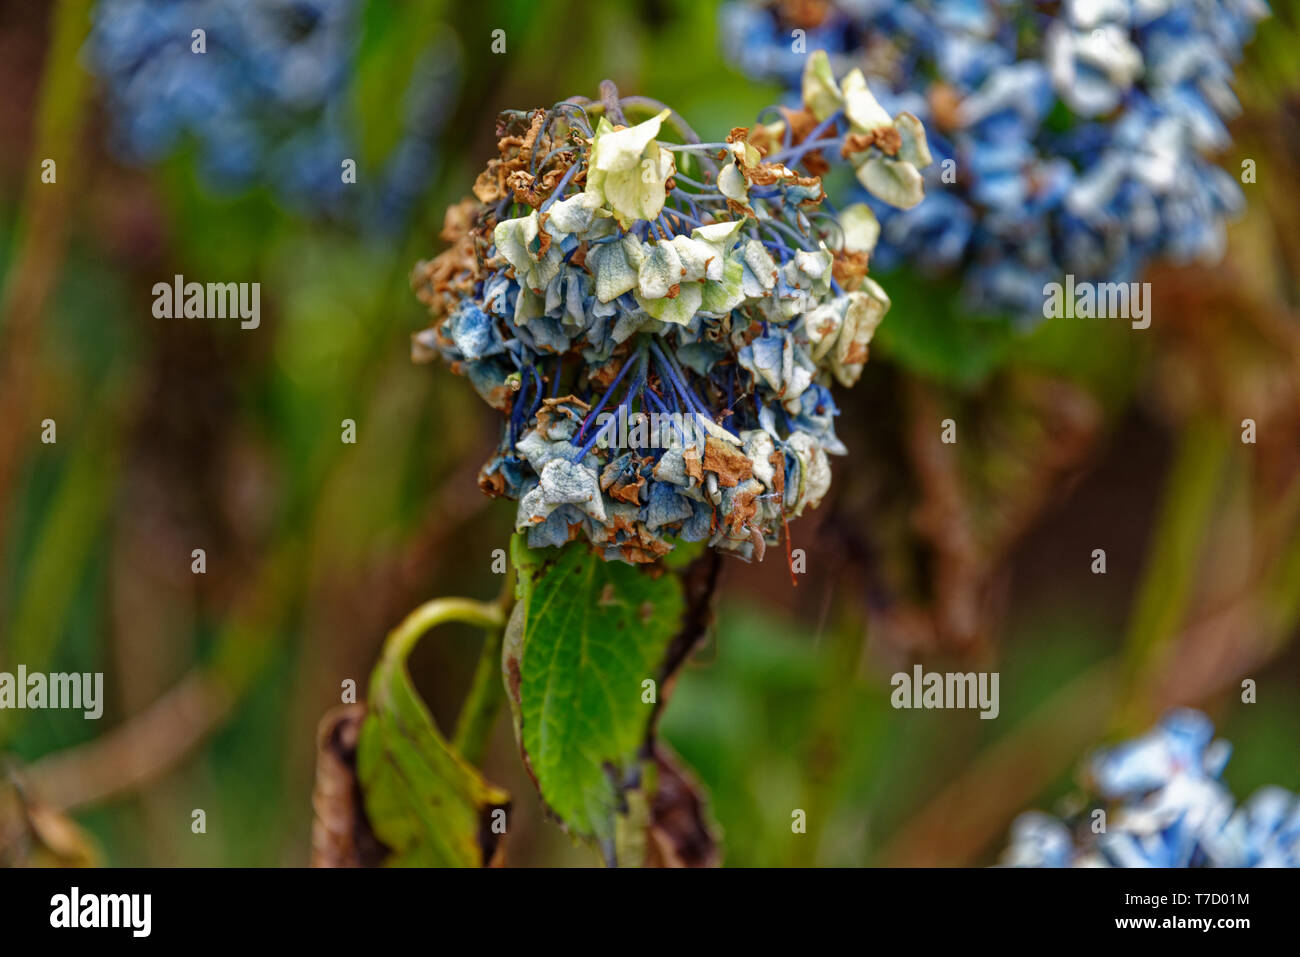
[669,187,704,222]
[574,349,648,462]
[665,208,705,229]
[762,239,793,261]
[650,340,717,428]
[534,143,576,179]
[553,100,593,135]
[527,365,544,416]
[539,161,581,211]
[575,344,640,442]
[670,171,714,190]
[770,110,843,165]
[644,388,686,444]
[763,215,816,251]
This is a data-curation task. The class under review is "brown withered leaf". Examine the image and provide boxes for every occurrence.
[645,744,720,868]
[643,552,721,867]
[843,126,901,157]
[832,249,871,289]
[610,474,645,505]
[682,445,704,482]
[702,435,754,488]
[311,704,389,867]
[411,199,487,319]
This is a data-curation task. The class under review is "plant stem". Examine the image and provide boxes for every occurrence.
[453,567,517,764]
[452,621,507,765]
[372,570,516,765]
[599,79,627,126]
[0,0,93,610]
[378,597,505,683]
[1112,416,1230,733]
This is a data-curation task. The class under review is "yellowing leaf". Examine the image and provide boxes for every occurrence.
[357,600,510,867]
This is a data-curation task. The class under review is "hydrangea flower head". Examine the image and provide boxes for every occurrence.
[412,66,929,563]
[1002,709,1300,867]
[722,0,1268,320]
[87,0,457,226]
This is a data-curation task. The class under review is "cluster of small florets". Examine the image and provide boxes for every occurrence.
[1002,709,1300,867]
[412,60,930,563]
[87,0,456,228]
[722,0,1267,320]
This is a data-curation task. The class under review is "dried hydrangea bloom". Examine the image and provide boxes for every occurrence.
[722,0,1267,319]
[1002,709,1300,867]
[413,62,929,563]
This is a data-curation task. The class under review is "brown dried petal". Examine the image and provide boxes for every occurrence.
[702,436,754,488]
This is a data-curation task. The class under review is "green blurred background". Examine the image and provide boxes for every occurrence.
[1,0,1298,867]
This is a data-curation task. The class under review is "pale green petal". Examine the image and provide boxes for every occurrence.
[894,112,933,168]
[493,213,539,275]
[742,430,777,489]
[830,284,890,387]
[718,162,749,201]
[669,219,743,283]
[494,212,562,293]
[741,239,778,297]
[785,246,833,289]
[699,256,746,315]
[668,235,717,282]
[802,50,844,121]
[589,143,674,228]
[587,234,646,303]
[839,202,881,253]
[590,108,670,173]
[637,240,685,299]
[514,286,547,324]
[635,281,703,326]
[856,156,925,209]
[842,69,893,133]
[803,300,844,362]
[691,219,745,245]
[786,432,831,516]
[545,191,607,238]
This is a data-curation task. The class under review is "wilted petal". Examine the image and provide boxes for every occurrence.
[857,155,925,209]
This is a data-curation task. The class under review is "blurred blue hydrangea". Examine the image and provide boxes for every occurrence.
[721,0,1267,320]
[413,63,928,563]
[86,0,458,230]
[1002,709,1300,867]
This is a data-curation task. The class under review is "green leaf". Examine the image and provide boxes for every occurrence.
[505,536,685,858]
[357,600,510,867]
